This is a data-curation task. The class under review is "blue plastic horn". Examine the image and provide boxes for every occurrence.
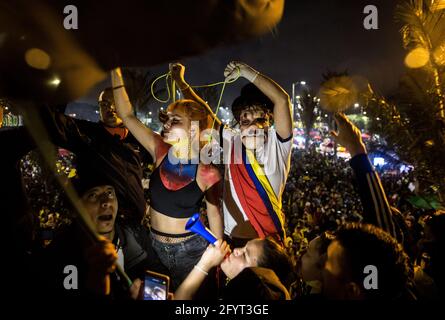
[186,213,217,244]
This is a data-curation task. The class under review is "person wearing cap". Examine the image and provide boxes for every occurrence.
[38,87,152,223]
[222,62,293,246]
[34,170,167,298]
[177,61,293,246]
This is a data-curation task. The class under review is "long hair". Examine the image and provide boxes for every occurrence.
[257,236,295,288]
[159,99,215,153]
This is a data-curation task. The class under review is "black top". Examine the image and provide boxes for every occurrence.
[149,156,204,219]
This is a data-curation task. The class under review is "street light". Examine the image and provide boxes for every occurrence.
[49,77,61,87]
[354,103,359,108]
[300,81,306,85]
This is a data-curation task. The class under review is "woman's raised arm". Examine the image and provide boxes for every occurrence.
[111,68,162,160]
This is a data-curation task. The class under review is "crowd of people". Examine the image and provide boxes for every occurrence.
[3,61,444,301]
[285,147,442,251]
[283,149,364,257]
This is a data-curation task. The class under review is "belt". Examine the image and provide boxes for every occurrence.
[151,227,195,243]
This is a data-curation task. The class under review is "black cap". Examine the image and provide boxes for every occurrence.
[71,163,115,197]
[231,83,274,122]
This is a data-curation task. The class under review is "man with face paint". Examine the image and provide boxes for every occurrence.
[39,88,152,223]
[220,62,293,246]
[177,61,293,246]
[112,65,223,291]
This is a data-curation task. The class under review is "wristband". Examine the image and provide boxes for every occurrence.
[245,70,259,83]
[194,265,208,276]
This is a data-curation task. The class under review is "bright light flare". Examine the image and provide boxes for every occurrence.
[25,48,51,70]
[49,77,61,86]
[405,47,430,69]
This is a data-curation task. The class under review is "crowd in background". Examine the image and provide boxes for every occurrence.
[21,143,440,267]
[282,147,441,260]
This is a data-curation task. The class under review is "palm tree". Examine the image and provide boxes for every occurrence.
[296,89,318,151]
[361,0,445,200]
[318,70,351,157]
[317,18,445,200]
[122,68,165,115]
[396,0,445,118]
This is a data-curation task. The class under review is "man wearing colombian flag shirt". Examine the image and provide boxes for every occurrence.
[220,61,293,247]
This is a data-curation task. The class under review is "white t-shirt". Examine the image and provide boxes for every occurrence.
[221,127,292,238]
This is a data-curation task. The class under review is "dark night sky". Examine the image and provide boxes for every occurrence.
[78,0,407,110]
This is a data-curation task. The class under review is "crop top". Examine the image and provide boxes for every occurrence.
[149,154,204,218]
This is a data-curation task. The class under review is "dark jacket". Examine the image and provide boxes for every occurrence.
[1,127,38,298]
[39,105,152,222]
[350,154,399,239]
[34,221,169,299]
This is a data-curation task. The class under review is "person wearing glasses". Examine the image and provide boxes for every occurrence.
[38,87,152,224]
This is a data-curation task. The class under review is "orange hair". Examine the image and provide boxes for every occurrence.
[165,99,213,132]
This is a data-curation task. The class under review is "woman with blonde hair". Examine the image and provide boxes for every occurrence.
[111,63,222,289]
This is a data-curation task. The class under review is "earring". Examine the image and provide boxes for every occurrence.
[188,137,192,161]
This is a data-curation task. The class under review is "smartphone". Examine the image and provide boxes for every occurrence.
[141,270,170,300]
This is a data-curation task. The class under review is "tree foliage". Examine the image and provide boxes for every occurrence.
[296,89,318,149]
[365,0,445,198]
[122,68,165,114]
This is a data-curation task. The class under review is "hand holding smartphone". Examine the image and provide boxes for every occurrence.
[141,270,170,300]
